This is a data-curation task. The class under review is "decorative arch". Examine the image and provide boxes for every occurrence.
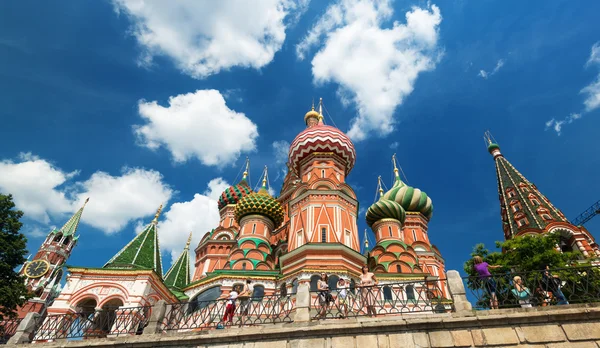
[98,294,127,308]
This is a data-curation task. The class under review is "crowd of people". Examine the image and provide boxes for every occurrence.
[472,256,569,309]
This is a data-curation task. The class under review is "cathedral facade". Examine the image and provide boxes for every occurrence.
[18,102,449,321]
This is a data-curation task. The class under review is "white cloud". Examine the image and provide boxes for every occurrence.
[546,42,600,135]
[271,140,290,181]
[0,153,173,234]
[0,153,75,223]
[113,0,309,78]
[73,168,173,234]
[133,90,259,166]
[478,59,505,79]
[157,178,229,268]
[389,141,399,150]
[297,0,443,141]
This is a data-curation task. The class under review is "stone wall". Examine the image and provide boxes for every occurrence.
[12,304,600,347]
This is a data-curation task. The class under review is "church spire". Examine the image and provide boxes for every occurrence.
[164,232,192,289]
[362,229,370,256]
[486,133,568,238]
[104,204,164,275]
[57,198,89,238]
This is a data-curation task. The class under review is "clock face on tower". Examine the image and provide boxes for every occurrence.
[24,260,50,279]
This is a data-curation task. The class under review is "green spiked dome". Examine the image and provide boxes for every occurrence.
[235,185,284,228]
[382,177,433,219]
[366,199,406,227]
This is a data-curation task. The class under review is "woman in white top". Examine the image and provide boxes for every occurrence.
[337,278,349,318]
[221,287,238,324]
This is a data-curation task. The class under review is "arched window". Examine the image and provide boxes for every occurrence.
[506,188,516,198]
[310,275,321,292]
[396,265,401,273]
[383,286,393,301]
[405,285,415,301]
[53,233,62,243]
[252,285,265,301]
[388,226,393,237]
[252,224,256,234]
[242,262,247,270]
[188,286,221,313]
[328,275,339,291]
[321,169,325,178]
[291,279,299,294]
[516,217,529,227]
[62,236,70,246]
[560,238,573,253]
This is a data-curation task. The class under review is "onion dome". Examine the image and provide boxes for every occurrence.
[218,179,252,210]
[366,199,406,227]
[382,178,433,219]
[235,181,284,228]
[289,123,356,175]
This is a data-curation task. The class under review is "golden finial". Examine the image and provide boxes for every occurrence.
[185,231,193,250]
[152,204,163,224]
[392,153,400,178]
[364,229,369,247]
[377,176,384,198]
[84,197,90,206]
[318,98,323,116]
[262,166,268,187]
[311,98,315,111]
[242,157,250,180]
[483,130,496,146]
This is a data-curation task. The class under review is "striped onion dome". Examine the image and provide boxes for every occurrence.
[288,124,356,175]
[382,178,433,219]
[234,186,284,228]
[366,199,406,227]
[218,179,253,210]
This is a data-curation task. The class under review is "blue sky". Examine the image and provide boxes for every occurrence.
[1,0,599,276]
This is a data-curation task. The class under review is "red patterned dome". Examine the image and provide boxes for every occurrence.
[288,124,356,175]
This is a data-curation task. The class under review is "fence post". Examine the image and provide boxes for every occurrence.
[293,283,311,322]
[7,312,40,345]
[447,270,472,312]
[143,300,167,335]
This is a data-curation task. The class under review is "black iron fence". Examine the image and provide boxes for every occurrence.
[0,318,22,344]
[161,293,295,331]
[464,265,600,310]
[310,279,452,319]
[31,306,150,342]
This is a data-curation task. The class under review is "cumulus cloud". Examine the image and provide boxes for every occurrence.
[547,42,600,135]
[157,178,229,266]
[271,140,290,180]
[133,90,259,166]
[0,153,173,234]
[478,59,505,79]
[297,0,443,141]
[113,0,309,78]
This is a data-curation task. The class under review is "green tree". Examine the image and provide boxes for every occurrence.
[0,194,31,321]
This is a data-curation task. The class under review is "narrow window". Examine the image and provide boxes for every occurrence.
[252,224,256,234]
[242,263,247,270]
[321,227,327,242]
[388,226,393,237]
[412,229,417,241]
[229,218,233,227]
[297,231,303,247]
[396,265,401,273]
[517,217,529,227]
[321,169,325,178]
[345,231,351,246]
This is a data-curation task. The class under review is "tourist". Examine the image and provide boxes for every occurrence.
[279,282,288,312]
[337,278,349,318]
[315,273,330,319]
[511,276,532,308]
[238,279,253,326]
[359,265,378,317]
[542,265,568,305]
[221,286,239,324]
[472,256,501,309]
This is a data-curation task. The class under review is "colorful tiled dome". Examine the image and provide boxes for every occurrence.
[218,179,253,210]
[366,199,406,227]
[288,124,356,175]
[382,178,433,219]
[234,187,284,228]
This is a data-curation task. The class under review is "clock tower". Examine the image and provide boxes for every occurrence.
[17,198,89,317]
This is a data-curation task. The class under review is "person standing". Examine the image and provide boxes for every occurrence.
[359,265,378,317]
[337,278,349,318]
[315,273,330,319]
[472,256,502,309]
[222,287,239,324]
[238,279,253,326]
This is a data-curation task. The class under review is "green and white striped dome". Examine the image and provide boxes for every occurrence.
[366,199,406,227]
[382,178,433,219]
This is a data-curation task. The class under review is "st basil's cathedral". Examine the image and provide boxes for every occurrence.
[14,102,598,320]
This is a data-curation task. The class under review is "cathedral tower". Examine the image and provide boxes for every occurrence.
[486,133,600,257]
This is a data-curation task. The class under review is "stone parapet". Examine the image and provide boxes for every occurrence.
[11,303,600,347]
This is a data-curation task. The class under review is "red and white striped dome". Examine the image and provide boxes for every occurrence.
[288,124,356,175]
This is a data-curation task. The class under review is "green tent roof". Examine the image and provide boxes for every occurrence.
[52,198,89,238]
[103,207,163,275]
[163,234,191,289]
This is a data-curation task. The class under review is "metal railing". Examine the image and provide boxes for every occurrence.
[161,294,295,331]
[310,279,452,319]
[464,265,600,310]
[0,318,22,344]
[32,306,150,341]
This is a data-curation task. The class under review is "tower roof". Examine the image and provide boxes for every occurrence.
[103,205,164,275]
[164,232,192,289]
[485,136,569,237]
[218,158,253,209]
[234,167,284,227]
[52,198,89,238]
